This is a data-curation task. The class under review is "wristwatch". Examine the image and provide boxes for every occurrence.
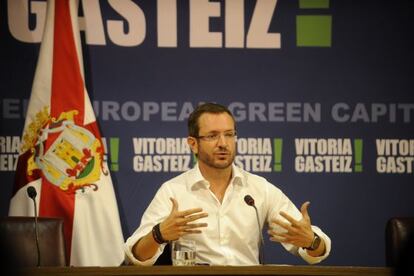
[152,223,167,244]
[304,232,321,251]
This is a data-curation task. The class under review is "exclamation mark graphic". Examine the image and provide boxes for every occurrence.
[297,0,332,47]
[110,137,119,172]
[354,139,363,172]
[273,138,283,172]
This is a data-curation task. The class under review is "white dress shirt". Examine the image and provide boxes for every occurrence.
[124,164,331,265]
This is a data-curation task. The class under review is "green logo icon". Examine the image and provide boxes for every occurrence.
[296,0,332,47]
[354,139,363,172]
[273,138,283,172]
[109,137,120,171]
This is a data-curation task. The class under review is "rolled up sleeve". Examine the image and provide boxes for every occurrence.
[298,227,331,264]
[124,232,166,266]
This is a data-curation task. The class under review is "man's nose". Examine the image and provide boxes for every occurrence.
[217,134,228,146]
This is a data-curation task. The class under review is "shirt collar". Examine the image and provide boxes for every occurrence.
[186,163,245,190]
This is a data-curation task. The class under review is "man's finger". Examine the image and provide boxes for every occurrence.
[278,212,299,227]
[170,197,178,213]
[268,233,286,243]
[300,201,311,219]
[186,223,208,229]
[178,208,205,217]
[271,218,294,232]
[185,212,208,222]
[183,229,203,234]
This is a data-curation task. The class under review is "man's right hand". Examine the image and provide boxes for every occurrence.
[159,198,208,241]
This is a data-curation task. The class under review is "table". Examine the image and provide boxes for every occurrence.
[20,265,392,276]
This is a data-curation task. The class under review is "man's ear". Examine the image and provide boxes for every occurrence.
[187,136,198,155]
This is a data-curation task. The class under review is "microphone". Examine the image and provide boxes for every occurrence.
[244,195,265,265]
[27,186,41,267]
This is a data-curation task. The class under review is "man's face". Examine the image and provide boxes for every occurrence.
[191,112,236,170]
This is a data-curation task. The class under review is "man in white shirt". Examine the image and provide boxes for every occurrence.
[124,103,331,266]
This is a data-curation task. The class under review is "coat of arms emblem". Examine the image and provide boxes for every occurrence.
[22,107,104,192]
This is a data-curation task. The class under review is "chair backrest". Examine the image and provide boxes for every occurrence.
[385,217,414,267]
[0,216,67,267]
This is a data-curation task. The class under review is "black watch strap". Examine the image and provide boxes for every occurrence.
[152,223,167,244]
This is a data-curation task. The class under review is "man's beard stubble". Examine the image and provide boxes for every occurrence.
[197,146,235,170]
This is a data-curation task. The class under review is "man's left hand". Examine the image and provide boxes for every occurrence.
[268,201,314,248]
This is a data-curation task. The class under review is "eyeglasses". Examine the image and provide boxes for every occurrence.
[195,131,237,142]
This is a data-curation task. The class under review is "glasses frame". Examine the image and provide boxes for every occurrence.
[194,130,237,142]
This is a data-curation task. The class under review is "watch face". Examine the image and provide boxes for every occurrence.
[312,234,321,250]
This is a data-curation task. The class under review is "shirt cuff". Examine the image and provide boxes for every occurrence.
[298,230,331,265]
[124,234,165,266]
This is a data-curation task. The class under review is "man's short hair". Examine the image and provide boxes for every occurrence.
[188,103,235,137]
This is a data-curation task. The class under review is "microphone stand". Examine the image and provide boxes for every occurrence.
[28,187,41,267]
[252,204,265,265]
[32,198,41,267]
[244,195,265,265]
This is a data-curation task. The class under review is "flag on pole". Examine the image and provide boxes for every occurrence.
[9,0,124,266]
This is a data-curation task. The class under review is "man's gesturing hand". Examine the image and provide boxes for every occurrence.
[268,201,315,248]
[159,198,208,241]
